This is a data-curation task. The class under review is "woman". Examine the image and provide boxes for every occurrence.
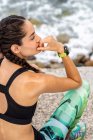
[0,15,89,140]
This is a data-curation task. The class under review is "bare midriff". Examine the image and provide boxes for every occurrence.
[0,119,35,140]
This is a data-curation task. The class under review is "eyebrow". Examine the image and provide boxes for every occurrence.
[29,32,35,37]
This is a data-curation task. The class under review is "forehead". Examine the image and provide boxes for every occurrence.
[23,20,35,35]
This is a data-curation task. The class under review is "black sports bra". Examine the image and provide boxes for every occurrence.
[0,67,37,125]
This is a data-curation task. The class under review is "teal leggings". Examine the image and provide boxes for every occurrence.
[39,80,90,140]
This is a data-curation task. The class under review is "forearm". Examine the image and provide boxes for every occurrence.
[62,55,82,84]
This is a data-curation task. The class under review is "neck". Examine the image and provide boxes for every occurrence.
[0,57,20,69]
[15,52,27,60]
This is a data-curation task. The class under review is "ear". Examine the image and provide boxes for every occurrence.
[11,44,21,54]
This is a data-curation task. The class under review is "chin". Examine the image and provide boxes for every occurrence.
[35,50,41,55]
[27,51,41,58]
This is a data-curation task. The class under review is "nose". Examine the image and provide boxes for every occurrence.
[35,34,41,43]
[36,34,41,43]
[35,34,44,48]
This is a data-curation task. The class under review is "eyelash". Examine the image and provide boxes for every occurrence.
[31,36,35,40]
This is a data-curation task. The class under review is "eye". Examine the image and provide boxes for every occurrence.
[30,36,35,40]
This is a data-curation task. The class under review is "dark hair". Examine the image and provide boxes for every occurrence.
[0,15,40,73]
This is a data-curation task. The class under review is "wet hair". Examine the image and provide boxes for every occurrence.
[0,15,40,73]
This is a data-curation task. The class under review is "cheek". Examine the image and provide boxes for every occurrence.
[30,45,37,50]
[24,41,37,50]
[25,44,37,55]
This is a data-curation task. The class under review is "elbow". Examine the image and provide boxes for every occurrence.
[73,76,82,88]
[76,79,82,88]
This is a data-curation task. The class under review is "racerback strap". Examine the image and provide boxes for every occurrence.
[6,67,29,90]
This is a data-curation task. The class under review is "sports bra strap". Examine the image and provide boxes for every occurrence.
[0,84,6,93]
[6,67,29,90]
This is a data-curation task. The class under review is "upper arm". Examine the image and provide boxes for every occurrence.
[24,72,82,98]
[36,73,82,94]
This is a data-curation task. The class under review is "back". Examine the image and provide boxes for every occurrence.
[0,65,39,140]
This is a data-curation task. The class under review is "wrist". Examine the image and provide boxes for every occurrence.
[58,52,67,58]
[57,48,64,54]
[57,45,69,58]
[57,43,64,53]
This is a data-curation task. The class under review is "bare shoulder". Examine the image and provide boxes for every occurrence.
[17,70,55,97]
[16,70,46,96]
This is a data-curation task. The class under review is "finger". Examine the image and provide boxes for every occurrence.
[37,46,50,51]
[42,36,53,43]
[38,41,48,49]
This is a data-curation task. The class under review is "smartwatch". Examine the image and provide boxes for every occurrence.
[58,45,69,58]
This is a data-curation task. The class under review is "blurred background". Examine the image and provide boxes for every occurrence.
[0,1,93,139]
[0,0,93,68]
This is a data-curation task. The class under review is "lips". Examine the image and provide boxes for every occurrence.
[36,45,40,49]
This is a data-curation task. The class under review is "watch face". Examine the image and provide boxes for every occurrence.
[64,45,69,55]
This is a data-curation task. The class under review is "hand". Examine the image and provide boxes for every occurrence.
[37,36,64,53]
